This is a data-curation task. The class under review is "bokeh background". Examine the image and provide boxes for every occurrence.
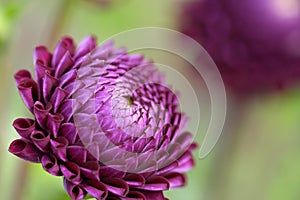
[1,0,300,199]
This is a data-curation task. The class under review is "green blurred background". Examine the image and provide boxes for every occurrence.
[1,0,300,199]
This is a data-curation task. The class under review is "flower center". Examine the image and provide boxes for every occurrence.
[122,95,134,106]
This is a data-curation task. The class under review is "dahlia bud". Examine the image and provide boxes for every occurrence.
[181,0,300,95]
[8,35,197,200]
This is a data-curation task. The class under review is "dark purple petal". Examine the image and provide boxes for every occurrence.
[12,118,35,140]
[122,191,146,200]
[124,174,145,187]
[41,154,61,176]
[52,36,75,68]
[74,35,97,60]
[50,137,69,161]
[83,179,108,199]
[58,123,78,144]
[61,161,82,184]
[33,101,52,129]
[17,78,39,111]
[102,178,129,197]
[67,146,87,164]
[141,191,167,200]
[8,139,42,163]
[34,46,52,65]
[58,99,76,122]
[64,179,86,200]
[42,71,59,101]
[35,60,54,90]
[14,70,32,85]
[100,165,126,178]
[47,113,64,137]
[80,161,100,180]
[31,130,50,152]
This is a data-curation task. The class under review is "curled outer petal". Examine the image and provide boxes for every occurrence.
[17,78,39,111]
[41,154,61,176]
[8,139,42,162]
[31,130,50,152]
[64,179,86,200]
[12,118,35,140]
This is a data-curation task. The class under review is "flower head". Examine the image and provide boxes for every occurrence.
[8,36,196,200]
[181,0,300,95]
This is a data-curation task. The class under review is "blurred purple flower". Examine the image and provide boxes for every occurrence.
[181,0,300,95]
[8,36,197,200]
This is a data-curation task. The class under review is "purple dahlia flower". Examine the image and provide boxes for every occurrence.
[181,0,300,95]
[8,35,197,200]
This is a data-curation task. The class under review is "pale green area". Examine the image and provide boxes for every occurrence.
[1,0,300,200]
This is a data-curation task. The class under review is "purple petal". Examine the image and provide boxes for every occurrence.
[83,179,107,199]
[102,178,129,196]
[41,154,61,176]
[17,78,39,111]
[58,69,77,89]
[8,139,42,163]
[174,152,195,173]
[174,132,193,150]
[66,146,87,164]
[74,35,97,60]
[42,71,59,101]
[100,165,126,178]
[58,99,81,123]
[35,60,54,90]
[189,142,198,151]
[50,87,68,113]
[52,36,75,68]
[34,46,52,65]
[136,176,169,191]
[135,159,157,174]
[64,179,86,200]
[33,101,52,129]
[164,173,186,188]
[122,191,146,200]
[47,113,64,137]
[31,130,50,152]
[164,143,182,163]
[58,123,78,144]
[73,53,92,69]
[55,51,74,78]
[12,118,35,140]
[14,70,32,85]
[61,161,82,184]
[156,161,178,175]
[141,191,167,200]
[50,137,69,161]
[80,161,100,180]
[124,174,145,187]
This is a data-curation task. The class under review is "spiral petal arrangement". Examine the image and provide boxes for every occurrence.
[8,35,196,200]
